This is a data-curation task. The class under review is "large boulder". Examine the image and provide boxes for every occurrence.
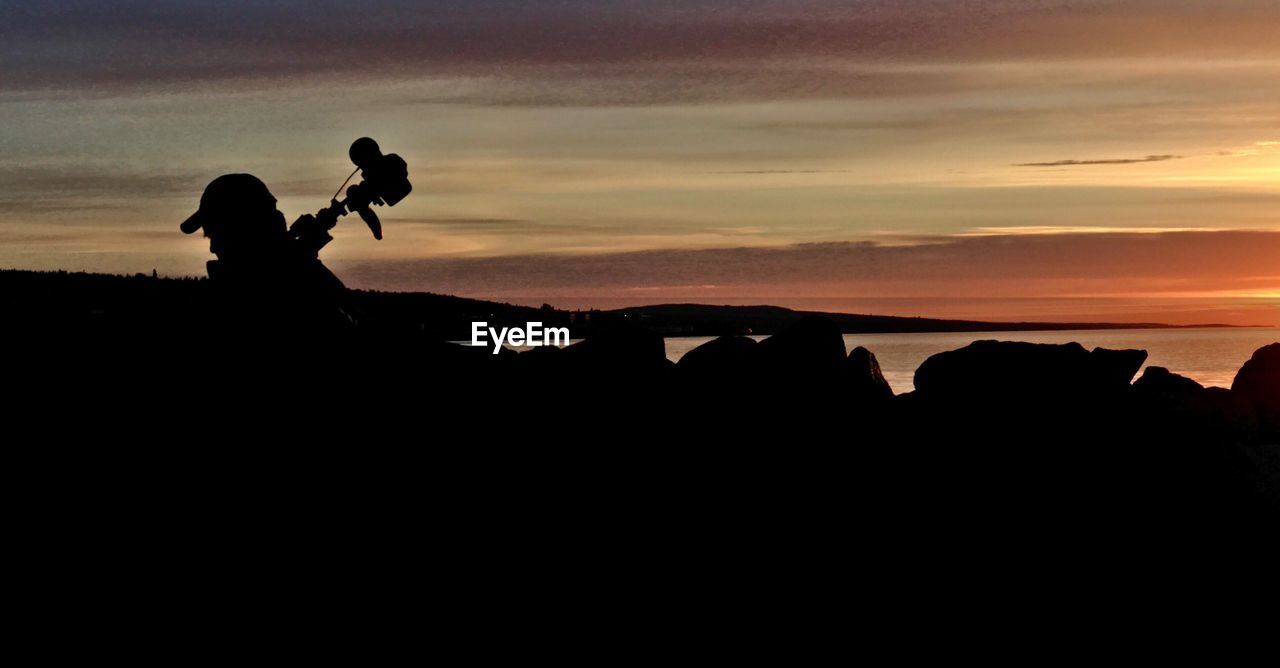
[560,321,667,374]
[418,338,518,372]
[1089,347,1148,389]
[913,340,1146,403]
[846,346,894,402]
[1232,343,1280,433]
[1233,343,1280,397]
[511,322,669,403]
[1132,366,1259,441]
[734,316,850,405]
[513,342,565,374]
[677,335,760,378]
[1133,366,1204,396]
[757,316,846,373]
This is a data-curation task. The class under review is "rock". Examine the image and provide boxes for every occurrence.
[395,340,520,390]
[1089,347,1148,388]
[757,316,846,372]
[677,335,760,377]
[421,339,516,366]
[514,343,564,373]
[512,322,668,399]
[1133,367,1259,439]
[1232,343,1280,403]
[1232,343,1280,433]
[1133,366,1204,396]
[561,321,667,374]
[914,340,1097,401]
[912,341,1148,407]
[847,346,894,401]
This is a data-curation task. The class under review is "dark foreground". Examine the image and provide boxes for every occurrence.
[6,278,1278,601]
[14,304,1278,528]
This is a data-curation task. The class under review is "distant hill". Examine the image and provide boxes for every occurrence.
[0,269,1224,340]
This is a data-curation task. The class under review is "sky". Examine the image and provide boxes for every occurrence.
[3,0,1280,325]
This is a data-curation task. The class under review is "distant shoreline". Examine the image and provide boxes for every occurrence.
[0,268,1256,338]
[658,325,1263,339]
[598,302,1248,337]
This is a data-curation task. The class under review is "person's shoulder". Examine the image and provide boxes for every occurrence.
[290,255,346,292]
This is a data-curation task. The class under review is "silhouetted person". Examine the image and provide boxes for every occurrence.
[181,173,350,336]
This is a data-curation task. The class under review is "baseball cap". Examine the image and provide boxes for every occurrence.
[181,174,278,234]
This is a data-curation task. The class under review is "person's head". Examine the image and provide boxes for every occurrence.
[180,174,286,261]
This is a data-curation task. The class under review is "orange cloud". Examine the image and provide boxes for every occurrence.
[332,230,1280,325]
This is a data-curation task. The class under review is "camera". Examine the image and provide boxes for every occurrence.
[291,137,411,246]
[342,137,412,240]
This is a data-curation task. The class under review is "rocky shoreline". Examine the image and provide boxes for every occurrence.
[439,314,1280,443]
[409,315,1280,534]
[11,307,1276,548]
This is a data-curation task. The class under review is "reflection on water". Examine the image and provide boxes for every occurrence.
[663,328,1280,394]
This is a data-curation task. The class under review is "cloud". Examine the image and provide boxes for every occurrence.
[331,230,1280,301]
[0,166,206,220]
[1013,155,1182,167]
[391,218,618,235]
[709,170,852,175]
[957,226,1219,236]
[0,165,204,197]
[5,1,1280,100]
[399,218,530,227]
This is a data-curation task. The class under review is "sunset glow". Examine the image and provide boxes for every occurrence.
[3,1,1280,324]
